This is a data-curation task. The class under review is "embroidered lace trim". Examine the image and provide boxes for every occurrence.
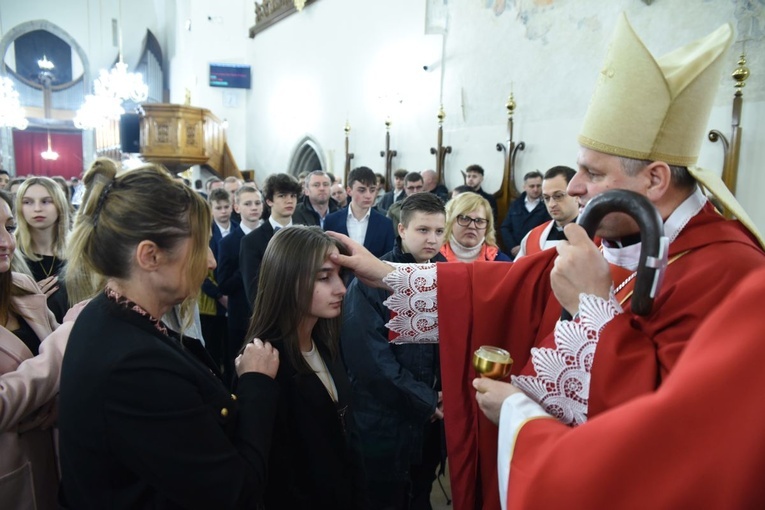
[105,287,170,336]
[382,262,439,344]
[512,291,622,426]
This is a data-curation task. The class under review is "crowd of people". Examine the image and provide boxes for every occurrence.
[2,13,765,510]
[0,155,533,510]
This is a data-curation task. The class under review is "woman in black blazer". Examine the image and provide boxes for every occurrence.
[247,226,366,509]
[58,159,280,510]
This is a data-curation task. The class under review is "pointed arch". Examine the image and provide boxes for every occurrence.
[287,135,325,178]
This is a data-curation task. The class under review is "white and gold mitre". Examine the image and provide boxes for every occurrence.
[578,13,733,167]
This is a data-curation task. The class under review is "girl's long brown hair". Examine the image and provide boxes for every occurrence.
[245,226,348,374]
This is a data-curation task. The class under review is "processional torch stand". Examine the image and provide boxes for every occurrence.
[380,117,397,191]
[430,105,452,186]
[708,51,750,218]
[343,120,354,185]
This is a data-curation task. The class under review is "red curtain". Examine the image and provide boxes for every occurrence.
[12,129,84,180]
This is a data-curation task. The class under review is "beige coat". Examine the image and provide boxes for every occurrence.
[0,273,72,510]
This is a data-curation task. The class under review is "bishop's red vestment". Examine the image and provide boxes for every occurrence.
[432,202,763,510]
[505,266,765,509]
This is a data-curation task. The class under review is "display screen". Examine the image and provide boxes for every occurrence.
[209,63,251,89]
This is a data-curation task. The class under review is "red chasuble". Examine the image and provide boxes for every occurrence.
[438,203,764,510]
[507,266,765,509]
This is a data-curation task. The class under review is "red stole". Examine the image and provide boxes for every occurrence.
[439,250,558,510]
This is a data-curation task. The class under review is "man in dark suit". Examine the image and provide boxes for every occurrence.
[465,164,499,223]
[240,173,303,306]
[499,170,551,257]
[217,185,263,382]
[377,168,408,212]
[324,166,394,258]
[292,170,339,228]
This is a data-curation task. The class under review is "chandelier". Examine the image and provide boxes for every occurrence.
[75,0,148,130]
[0,76,29,130]
[94,60,148,103]
[37,55,55,71]
[75,57,148,130]
[41,131,59,161]
[73,92,125,129]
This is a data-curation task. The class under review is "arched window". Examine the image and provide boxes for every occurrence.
[288,136,325,177]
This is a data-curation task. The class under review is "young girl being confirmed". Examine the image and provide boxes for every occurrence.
[247,225,366,510]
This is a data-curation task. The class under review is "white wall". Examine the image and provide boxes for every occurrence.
[2,0,763,229]
[166,0,253,166]
[244,0,765,230]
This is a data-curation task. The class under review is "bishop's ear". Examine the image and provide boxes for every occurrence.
[644,161,672,202]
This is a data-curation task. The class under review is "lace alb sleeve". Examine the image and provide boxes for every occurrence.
[382,262,439,344]
[511,290,622,426]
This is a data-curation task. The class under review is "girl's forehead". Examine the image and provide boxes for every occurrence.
[321,249,340,267]
[24,184,52,197]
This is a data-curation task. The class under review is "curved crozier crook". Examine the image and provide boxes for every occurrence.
[560,189,668,321]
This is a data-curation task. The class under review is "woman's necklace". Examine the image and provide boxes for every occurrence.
[37,255,57,278]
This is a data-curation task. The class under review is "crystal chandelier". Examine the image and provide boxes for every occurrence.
[0,76,29,130]
[94,60,148,103]
[41,131,59,161]
[73,93,124,129]
[75,56,148,130]
[74,0,148,130]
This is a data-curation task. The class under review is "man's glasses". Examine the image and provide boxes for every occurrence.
[456,215,488,229]
[542,192,569,204]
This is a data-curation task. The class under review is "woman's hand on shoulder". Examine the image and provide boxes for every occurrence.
[236,338,279,379]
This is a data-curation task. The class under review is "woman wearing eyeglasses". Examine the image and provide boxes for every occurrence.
[440,192,511,262]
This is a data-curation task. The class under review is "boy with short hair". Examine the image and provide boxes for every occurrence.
[239,173,303,306]
[200,187,237,374]
[323,166,394,257]
[217,185,264,382]
[340,193,447,509]
[209,187,236,259]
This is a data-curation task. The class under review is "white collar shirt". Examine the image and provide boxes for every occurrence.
[215,221,232,238]
[524,197,541,213]
[347,206,371,246]
[269,217,292,232]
